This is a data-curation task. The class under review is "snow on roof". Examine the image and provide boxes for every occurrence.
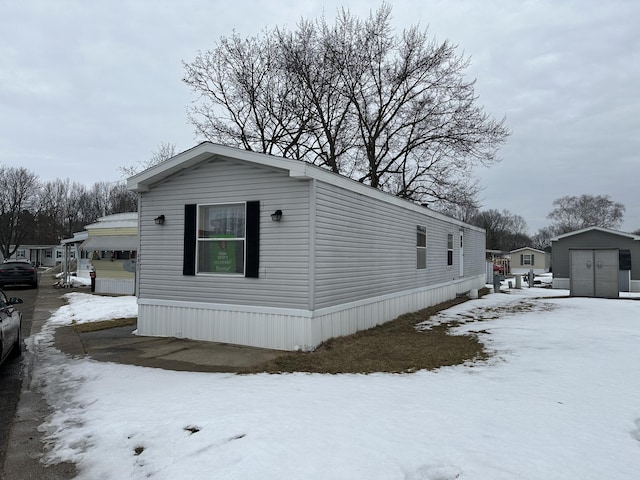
[84,212,138,230]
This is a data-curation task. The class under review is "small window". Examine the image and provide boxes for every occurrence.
[447,233,453,266]
[56,250,63,259]
[522,254,532,265]
[197,203,246,274]
[417,225,426,269]
[620,250,631,271]
[16,250,26,259]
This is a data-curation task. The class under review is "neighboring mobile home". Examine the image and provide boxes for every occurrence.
[2,244,61,267]
[80,213,138,295]
[127,142,487,351]
[509,247,549,274]
[551,227,640,296]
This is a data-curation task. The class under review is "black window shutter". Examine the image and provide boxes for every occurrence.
[245,201,260,278]
[531,254,535,265]
[520,254,524,265]
[183,204,197,275]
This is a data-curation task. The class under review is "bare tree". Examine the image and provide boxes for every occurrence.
[435,202,480,224]
[0,166,40,258]
[182,3,509,210]
[470,209,530,251]
[119,142,176,178]
[530,226,557,251]
[108,182,138,213]
[36,179,88,243]
[81,181,137,220]
[547,194,625,234]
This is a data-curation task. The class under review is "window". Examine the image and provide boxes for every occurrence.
[184,202,259,277]
[620,250,631,271]
[416,225,427,269]
[16,250,26,259]
[197,203,246,274]
[56,250,63,259]
[46,249,52,258]
[447,233,453,266]
[521,254,533,265]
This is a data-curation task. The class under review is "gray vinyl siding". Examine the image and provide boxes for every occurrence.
[462,227,486,277]
[313,182,485,309]
[552,230,640,280]
[138,154,486,313]
[137,157,312,309]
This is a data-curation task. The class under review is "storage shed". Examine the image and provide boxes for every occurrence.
[551,227,640,297]
[127,142,487,351]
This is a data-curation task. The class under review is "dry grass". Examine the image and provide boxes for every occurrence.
[72,317,136,333]
[70,290,492,374]
[241,291,491,374]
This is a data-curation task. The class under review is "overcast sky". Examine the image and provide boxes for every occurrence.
[2,0,638,234]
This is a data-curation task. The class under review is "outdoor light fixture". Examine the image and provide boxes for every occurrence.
[154,215,165,225]
[271,210,283,222]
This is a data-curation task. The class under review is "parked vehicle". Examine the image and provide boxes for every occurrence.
[0,260,38,288]
[0,289,23,366]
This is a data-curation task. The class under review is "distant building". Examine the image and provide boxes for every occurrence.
[551,227,640,297]
[2,244,62,267]
[509,247,549,274]
[61,213,138,294]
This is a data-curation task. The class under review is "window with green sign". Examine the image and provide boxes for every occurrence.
[197,203,246,274]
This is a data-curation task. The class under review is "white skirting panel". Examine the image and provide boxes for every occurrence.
[554,277,639,293]
[511,268,546,275]
[137,274,485,351]
[96,278,135,295]
[552,278,570,290]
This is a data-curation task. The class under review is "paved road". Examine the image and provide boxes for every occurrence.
[1,281,77,480]
[0,285,37,469]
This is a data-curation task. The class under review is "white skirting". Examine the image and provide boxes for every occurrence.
[552,278,570,290]
[554,277,639,293]
[96,278,135,295]
[137,275,485,351]
[511,268,546,275]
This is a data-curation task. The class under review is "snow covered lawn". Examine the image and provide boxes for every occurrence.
[28,289,640,479]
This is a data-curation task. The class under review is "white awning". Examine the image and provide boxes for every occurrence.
[80,236,138,251]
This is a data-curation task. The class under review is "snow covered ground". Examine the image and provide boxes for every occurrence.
[27,287,640,480]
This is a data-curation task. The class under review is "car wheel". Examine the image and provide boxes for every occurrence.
[10,323,22,359]
[31,281,38,289]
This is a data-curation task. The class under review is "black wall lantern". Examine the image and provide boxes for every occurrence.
[154,215,165,225]
[271,210,283,222]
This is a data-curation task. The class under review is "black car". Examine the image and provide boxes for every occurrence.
[0,260,38,288]
[0,289,23,366]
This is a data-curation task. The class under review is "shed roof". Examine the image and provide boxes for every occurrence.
[550,226,640,242]
[127,142,484,233]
